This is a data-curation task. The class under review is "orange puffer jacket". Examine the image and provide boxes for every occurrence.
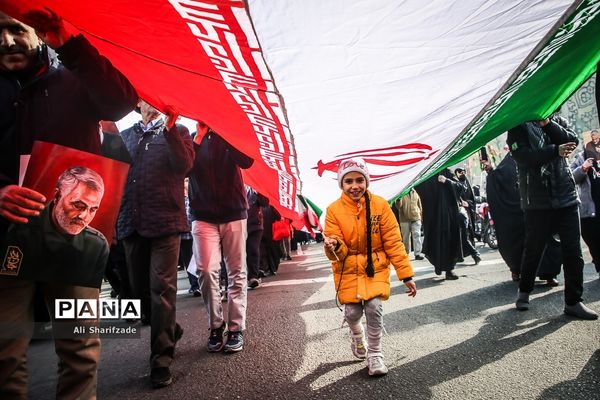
[324,191,413,304]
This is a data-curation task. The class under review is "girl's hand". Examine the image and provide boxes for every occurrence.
[323,236,338,252]
[404,280,417,297]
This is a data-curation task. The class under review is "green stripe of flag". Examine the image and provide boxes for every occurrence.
[411,0,600,190]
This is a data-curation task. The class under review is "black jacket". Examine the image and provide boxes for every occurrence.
[101,132,132,164]
[246,186,269,232]
[188,131,253,223]
[0,35,138,189]
[507,117,579,210]
[452,177,476,236]
[0,203,108,288]
[0,34,137,243]
[117,120,194,239]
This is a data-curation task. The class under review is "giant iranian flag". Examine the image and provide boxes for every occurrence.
[3,0,599,214]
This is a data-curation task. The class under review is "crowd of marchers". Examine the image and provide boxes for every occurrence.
[0,7,599,399]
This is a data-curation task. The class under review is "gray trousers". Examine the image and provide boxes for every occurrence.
[281,237,291,258]
[192,219,248,332]
[0,277,100,400]
[344,297,384,356]
[400,220,422,256]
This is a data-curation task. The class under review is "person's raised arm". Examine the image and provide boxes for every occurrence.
[227,141,253,170]
[507,123,572,167]
[163,107,194,175]
[23,8,137,121]
[540,117,578,146]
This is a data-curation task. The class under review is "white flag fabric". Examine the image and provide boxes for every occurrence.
[2,0,598,214]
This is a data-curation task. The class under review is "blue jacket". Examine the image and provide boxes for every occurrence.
[117,120,194,239]
[188,131,253,224]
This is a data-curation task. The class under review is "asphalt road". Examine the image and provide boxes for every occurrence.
[27,243,600,400]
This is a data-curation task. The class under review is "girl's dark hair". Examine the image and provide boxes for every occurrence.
[364,192,374,277]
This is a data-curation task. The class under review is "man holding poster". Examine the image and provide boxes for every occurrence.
[0,7,136,399]
[2,166,109,287]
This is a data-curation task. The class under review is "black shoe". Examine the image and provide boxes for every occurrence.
[445,271,459,280]
[472,254,481,265]
[175,324,184,343]
[564,302,598,320]
[286,256,292,261]
[193,289,201,297]
[207,323,227,352]
[110,289,118,298]
[224,331,244,353]
[515,291,530,311]
[545,278,559,287]
[150,367,172,388]
[248,278,261,289]
[414,255,424,260]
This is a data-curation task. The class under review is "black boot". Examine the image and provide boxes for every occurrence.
[445,271,459,280]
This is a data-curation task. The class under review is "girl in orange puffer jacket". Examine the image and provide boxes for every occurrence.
[324,157,417,376]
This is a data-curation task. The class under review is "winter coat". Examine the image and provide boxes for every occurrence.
[117,120,194,239]
[324,191,413,304]
[246,186,269,232]
[507,118,579,210]
[188,131,254,223]
[0,35,137,189]
[395,188,422,222]
[570,152,597,218]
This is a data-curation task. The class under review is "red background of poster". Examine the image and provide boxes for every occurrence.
[23,141,129,244]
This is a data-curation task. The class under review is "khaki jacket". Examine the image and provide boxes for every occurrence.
[395,189,422,223]
[324,191,413,304]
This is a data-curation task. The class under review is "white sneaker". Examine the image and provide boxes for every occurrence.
[350,332,367,359]
[368,355,388,376]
